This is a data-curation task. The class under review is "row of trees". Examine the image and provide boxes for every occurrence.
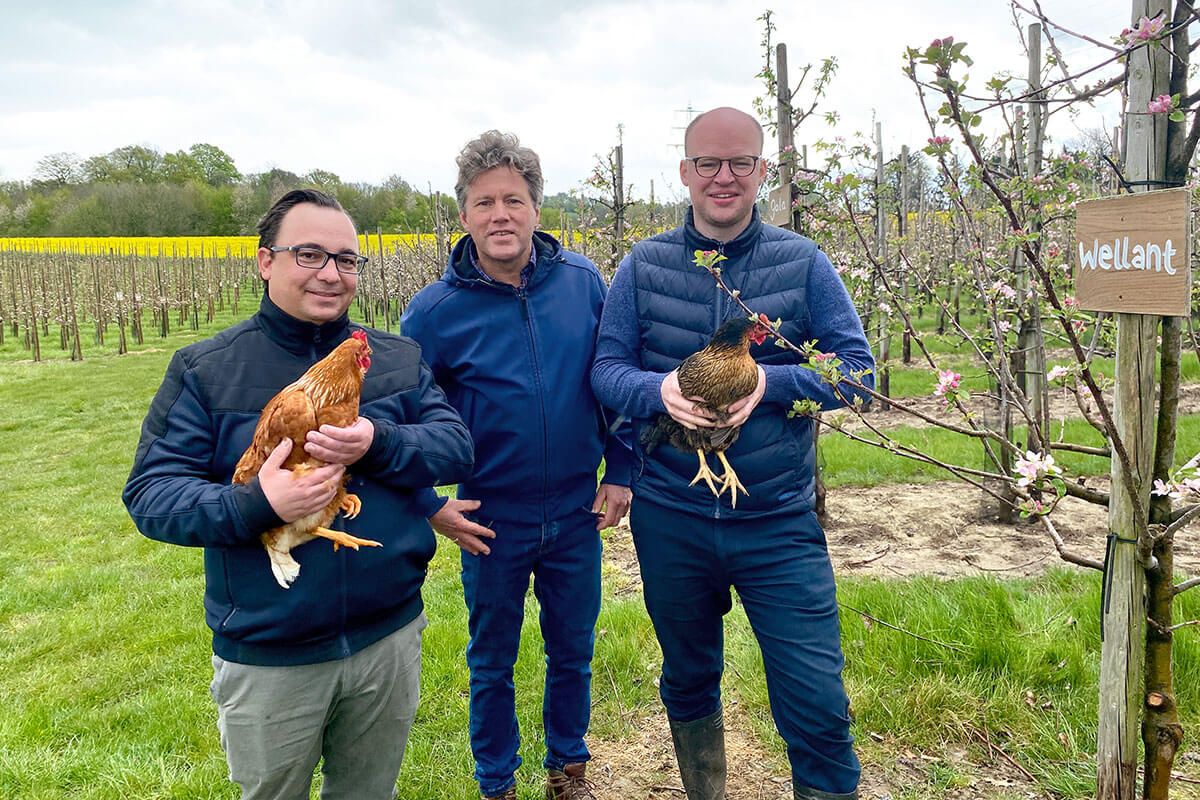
[0,143,458,238]
[0,141,686,244]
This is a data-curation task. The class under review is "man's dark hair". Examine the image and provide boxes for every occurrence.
[256,189,347,249]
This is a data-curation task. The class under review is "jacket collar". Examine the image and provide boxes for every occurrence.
[255,292,351,355]
[443,230,565,291]
[683,206,762,259]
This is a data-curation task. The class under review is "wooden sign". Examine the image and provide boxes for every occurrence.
[765,185,793,228]
[1074,188,1191,317]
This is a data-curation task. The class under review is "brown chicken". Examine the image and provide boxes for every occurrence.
[641,314,771,507]
[233,329,381,589]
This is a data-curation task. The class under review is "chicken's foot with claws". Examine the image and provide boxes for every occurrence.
[688,450,722,497]
[315,527,382,552]
[714,451,748,508]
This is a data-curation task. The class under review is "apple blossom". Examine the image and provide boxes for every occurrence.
[1152,479,1183,500]
[933,369,961,397]
[1015,450,1060,488]
[1148,94,1174,114]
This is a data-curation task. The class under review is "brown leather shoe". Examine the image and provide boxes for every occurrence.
[546,762,596,800]
[482,789,516,800]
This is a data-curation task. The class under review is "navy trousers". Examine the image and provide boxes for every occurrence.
[630,497,860,796]
[460,508,602,797]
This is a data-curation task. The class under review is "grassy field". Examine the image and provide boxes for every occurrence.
[2,302,1199,799]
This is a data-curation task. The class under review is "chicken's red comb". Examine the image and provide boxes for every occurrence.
[352,330,368,343]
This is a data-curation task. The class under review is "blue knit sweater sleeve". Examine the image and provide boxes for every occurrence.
[761,247,875,410]
[590,257,669,420]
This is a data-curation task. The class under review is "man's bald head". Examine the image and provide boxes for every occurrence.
[683,107,765,156]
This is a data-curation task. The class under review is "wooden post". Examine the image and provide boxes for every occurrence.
[776,42,795,232]
[432,186,447,258]
[874,121,890,410]
[613,143,625,271]
[1096,2,1164,797]
[899,144,911,364]
[63,259,82,361]
[23,260,40,362]
[0,254,6,347]
[1016,24,1048,452]
[129,257,143,345]
[373,228,386,331]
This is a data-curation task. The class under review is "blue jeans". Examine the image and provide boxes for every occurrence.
[630,498,860,796]
[461,508,601,797]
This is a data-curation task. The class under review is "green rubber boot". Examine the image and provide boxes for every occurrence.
[669,710,726,800]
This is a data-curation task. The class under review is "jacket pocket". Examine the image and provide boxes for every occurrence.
[219,607,239,632]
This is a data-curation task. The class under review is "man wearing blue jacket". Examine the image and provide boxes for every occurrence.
[591,107,874,800]
[400,131,632,800]
[124,189,474,800]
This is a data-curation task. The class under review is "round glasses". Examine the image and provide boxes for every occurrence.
[268,245,368,274]
[686,156,761,178]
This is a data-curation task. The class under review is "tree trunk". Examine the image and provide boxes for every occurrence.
[1144,319,1183,800]
[1097,3,1168,798]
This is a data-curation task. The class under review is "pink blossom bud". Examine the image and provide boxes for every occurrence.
[1148,94,1173,114]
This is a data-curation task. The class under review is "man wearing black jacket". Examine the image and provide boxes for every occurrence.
[124,189,473,800]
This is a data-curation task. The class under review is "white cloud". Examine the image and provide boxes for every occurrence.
[0,0,1126,195]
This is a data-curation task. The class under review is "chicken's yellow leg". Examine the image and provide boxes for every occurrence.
[313,527,382,552]
[688,450,722,497]
[715,451,748,508]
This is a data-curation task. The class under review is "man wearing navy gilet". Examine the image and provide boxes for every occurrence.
[591,107,874,800]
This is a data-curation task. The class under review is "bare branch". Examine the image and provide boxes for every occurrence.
[1038,514,1104,570]
[1011,0,1122,52]
[838,601,968,652]
[1164,502,1200,536]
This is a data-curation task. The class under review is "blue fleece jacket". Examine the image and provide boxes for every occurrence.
[401,231,633,525]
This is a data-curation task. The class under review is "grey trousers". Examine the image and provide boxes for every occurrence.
[210,613,426,800]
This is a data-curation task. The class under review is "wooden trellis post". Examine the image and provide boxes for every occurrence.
[874,121,890,410]
[899,144,911,364]
[1095,3,1167,797]
[1017,22,1048,453]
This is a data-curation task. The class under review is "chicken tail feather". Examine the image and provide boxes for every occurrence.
[266,547,301,589]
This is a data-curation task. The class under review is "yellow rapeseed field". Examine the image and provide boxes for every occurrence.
[0,234,436,258]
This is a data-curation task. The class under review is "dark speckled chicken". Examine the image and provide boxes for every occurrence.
[641,314,771,507]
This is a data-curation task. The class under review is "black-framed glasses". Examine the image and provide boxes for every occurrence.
[268,245,368,274]
[686,156,761,178]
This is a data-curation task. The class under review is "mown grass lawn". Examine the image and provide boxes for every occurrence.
[2,301,1198,799]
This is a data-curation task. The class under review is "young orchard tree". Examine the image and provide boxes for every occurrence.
[746,4,1200,799]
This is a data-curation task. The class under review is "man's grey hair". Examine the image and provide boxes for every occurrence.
[455,130,544,210]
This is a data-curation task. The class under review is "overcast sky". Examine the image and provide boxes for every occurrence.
[1,0,1125,202]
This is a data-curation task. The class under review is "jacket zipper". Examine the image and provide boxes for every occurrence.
[713,242,727,520]
[517,285,551,524]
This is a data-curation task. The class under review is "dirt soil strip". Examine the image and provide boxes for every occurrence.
[596,480,1200,799]
[605,480,1199,586]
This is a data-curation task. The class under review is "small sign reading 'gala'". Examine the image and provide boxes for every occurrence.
[1074,188,1191,317]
